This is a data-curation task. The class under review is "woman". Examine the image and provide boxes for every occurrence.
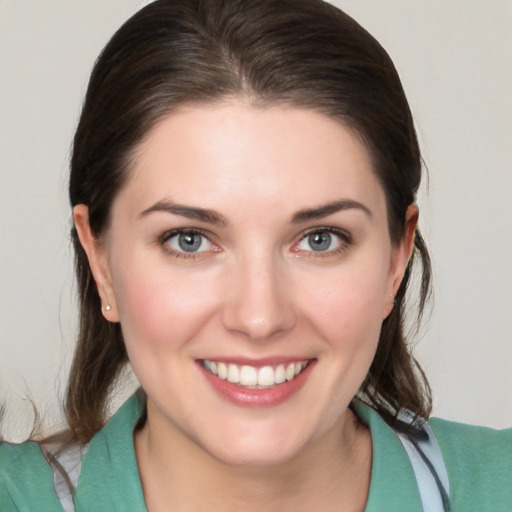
[1,0,510,510]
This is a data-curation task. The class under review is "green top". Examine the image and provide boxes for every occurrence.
[1,394,511,511]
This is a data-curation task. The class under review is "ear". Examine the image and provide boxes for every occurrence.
[73,204,119,322]
[383,204,419,318]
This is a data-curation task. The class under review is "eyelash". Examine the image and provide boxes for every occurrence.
[158,228,217,260]
[293,227,352,258]
[158,226,352,260]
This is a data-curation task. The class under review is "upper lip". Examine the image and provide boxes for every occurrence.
[198,356,315,368]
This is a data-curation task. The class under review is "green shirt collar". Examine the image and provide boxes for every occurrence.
[74,394,423,511]
[356,401,423,511]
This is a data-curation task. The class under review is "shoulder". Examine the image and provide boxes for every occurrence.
[430,417,512,472]
[0,440,64,511]
[0,440,49,485]
[0,394,146,511]
[430,417,512,510]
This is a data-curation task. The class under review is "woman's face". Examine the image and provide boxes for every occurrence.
[77,101,414,466]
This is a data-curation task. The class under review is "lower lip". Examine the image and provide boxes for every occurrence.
[199,360,316,408]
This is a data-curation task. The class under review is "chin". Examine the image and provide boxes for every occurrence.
[207,440,305,468]
[195,419,318,468]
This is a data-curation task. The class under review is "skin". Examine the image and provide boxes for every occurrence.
[74,100,417,511]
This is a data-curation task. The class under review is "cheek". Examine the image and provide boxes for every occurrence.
[110,251,219,354]
[298,258,390,338]
[293,254,390,396]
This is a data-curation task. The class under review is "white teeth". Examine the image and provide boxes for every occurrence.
[258,366,275,386]
[274,364,286,384]
[203,359,310,387]
[217,362,227,380]
[227,364,240,383]
[240,365,258,386]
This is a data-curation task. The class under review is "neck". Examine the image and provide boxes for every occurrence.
[134,405,372,512]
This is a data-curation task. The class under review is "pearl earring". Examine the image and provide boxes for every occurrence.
[105,304,112,312]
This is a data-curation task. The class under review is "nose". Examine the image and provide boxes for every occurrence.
[222,252,297,342]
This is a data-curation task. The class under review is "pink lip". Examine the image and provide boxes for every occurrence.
[198,359,316,408]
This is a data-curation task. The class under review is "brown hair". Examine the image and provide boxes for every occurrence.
[67,0,431,443]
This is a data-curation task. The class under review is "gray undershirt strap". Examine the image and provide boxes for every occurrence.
[42,442,88,512]
[396,420,451,512]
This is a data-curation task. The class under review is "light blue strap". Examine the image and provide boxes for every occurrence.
[42,442,88,512]
[396,421,450,512]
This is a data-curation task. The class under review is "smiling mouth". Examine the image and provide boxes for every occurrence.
[201,359,311,389]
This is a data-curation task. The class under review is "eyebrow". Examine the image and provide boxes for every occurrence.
[291,199,372,223]
[139,198,371,226]
[139,200,229,227]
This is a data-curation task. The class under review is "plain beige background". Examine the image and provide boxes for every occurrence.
[1,0,511,441]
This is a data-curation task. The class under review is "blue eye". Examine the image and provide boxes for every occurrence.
[164,231,212,253]
[297,230,344,252]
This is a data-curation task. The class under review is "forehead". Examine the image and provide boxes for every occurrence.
[114,101,386,221]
